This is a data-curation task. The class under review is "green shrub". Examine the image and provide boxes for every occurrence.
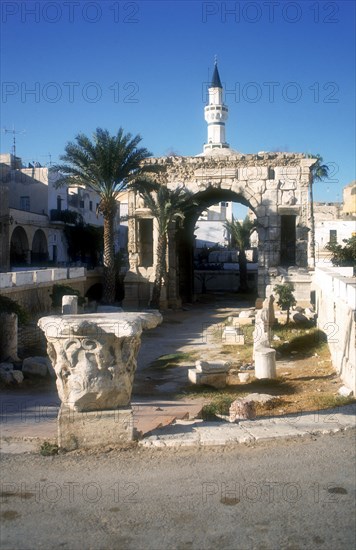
[273,283,296,324]
[0,295,29,324]
[40,441,59,456]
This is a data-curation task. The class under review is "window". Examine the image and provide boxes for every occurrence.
[221,202,228,207]
[329,230,337,244]
[79,200,85,209]
[57,195,62,211]
[89,201,93,211]
[139,219,153,267]
[20,196,30,211]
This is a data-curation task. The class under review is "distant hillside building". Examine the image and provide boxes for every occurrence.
[342,181,356,216]
[314,189,356,264]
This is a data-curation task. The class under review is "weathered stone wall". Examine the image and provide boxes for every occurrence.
[0,269,102,314]
[314,266,356,394]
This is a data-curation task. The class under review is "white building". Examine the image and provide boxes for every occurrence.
[194,201,233,248]
[0,153,119,268]
[314,198,356,265]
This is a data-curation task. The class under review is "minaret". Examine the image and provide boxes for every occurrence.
[204,60,229,152]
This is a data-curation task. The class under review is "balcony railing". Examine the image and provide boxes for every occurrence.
[50,209,83,224]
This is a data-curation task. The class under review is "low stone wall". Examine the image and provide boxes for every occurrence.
[0,267,86,289]
[0,269,102,314]
[314,267,356,394]
[194,269,257,294]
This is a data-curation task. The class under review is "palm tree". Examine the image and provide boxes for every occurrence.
[53,128,151,303]
[306,153,329,268]
[224,216,255,292]
[132,182,190,309]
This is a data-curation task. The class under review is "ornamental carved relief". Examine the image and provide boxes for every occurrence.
[38,312,162,412]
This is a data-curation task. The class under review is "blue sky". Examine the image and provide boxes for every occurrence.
[1,0,355,211]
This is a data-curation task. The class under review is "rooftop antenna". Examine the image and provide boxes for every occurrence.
[2,126,26,164]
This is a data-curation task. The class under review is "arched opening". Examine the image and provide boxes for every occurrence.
[10,226,30,266]
[177,189,258,303]
[85,283,103,303]
[32,229,48,264]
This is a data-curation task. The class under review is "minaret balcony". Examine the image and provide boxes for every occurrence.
[204,107,228,123]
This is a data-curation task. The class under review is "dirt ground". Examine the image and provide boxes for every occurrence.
[5,293,354,422]
[133,294,354,419]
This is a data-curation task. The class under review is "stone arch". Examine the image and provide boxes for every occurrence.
[177,186,258,302]
[32,229,48,264]
[10,226,30,265]
[85,283,103,302]
[124,153,315,309]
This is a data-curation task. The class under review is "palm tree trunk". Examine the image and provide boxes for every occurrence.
[309,180,316,268]
[238,250,248,292]
[103,213,116,304]
[150,232,166,309]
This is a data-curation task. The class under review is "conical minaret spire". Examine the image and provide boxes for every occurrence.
[204,59,229,152]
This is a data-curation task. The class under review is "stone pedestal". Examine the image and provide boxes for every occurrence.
[62,295,78,315]
[58,405,134,451]
[222,327,244,345]
[188,360,230,389]
[38,311,162,449]
[254,347,277,379]
[0,313,19,362]
[229,399,256,421]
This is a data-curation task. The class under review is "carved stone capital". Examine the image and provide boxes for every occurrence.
[38,312,162,412]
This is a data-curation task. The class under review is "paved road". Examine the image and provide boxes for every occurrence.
[1,429,355,550]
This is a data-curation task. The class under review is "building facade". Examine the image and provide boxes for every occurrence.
[0,153,119,271]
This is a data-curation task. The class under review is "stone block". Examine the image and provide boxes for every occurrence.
[222,327,244,345]
[0,273,12,288]
[239,166,269,181]
[52,268,68,281]
[22,356,51,377]
[275,165,300,183]
[13,271,34,286]
[62,295,78,315]
[292,312,309,324]
[195,360,230,373]
[229,399,256,422]
[35,269,52,283]
[69,267,86,279]
[12,370,24,384]
[238,373,250,383]
[188,369,227,389]
[58,405,134,450]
